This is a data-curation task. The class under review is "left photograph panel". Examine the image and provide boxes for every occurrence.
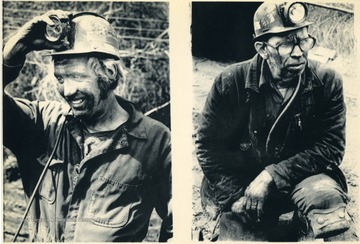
[3,1,171,242]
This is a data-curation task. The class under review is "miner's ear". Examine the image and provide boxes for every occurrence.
[254,42,269,59]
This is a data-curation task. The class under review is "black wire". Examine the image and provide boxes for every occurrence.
[12,117,67,242]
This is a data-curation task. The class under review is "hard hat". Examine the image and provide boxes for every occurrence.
[253,2,312,40]
[50,12,120,60]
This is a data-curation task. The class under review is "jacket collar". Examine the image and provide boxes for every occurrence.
[245,54,324,92]
[245,54,263,93]
[117,96,148,140]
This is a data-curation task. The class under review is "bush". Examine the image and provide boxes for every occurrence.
[308,3,354,58]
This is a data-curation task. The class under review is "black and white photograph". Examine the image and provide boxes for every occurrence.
[192,2,358,241]
[2,0,360,243]
[3,1,171,242]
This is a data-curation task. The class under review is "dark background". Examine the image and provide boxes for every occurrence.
[191,2,261,62]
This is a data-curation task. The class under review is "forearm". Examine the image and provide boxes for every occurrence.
[196,137,256,209]
[196,84,253,208]
[3,34,29,65]
[3,32,30,86]
[158,200,172,242]
[3,61,26,88]
[156,142,173,241]
[266,139,345,192]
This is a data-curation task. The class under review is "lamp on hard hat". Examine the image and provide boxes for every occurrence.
[253,2,312,40]
[48,12,120,60]
[283,2,308,24]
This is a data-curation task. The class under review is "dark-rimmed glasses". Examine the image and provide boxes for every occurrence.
[264,35,316,56]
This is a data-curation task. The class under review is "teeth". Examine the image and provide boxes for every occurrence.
[72,99,84,105]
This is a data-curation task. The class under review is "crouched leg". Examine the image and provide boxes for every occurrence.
[291,173,351,238]
[218,211,284,241]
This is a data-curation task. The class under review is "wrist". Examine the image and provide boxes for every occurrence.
[3,37,29,66]
[261,170,274,185]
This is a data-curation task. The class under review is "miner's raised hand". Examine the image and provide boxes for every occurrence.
[3,10,71,66]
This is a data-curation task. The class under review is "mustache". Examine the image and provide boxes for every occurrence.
[286,59,307,66]
[65,92,89,101]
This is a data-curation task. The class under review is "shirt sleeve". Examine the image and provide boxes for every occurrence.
[3,63,66,162]
[3,63,46,155]
[154,130,172,242]
[195,71,257,210]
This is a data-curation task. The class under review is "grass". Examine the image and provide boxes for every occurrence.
[308,4,355,59]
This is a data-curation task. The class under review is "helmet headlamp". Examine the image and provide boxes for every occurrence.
[48,12,120,60]
[253,2,312,40]
[283,2,308,25]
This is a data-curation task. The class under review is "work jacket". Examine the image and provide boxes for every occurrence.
[195,54,347,211]
[3,64,172,242]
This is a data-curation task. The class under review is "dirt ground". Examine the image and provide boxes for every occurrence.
[192,56,359,241]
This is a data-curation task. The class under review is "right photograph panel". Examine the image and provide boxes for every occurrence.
[191,2,358,241]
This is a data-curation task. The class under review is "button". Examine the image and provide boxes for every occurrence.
[253,130,258,134]
[338,211,345,218]
[317,217,325,224]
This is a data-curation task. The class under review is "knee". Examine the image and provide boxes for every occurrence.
[291,174,351,239]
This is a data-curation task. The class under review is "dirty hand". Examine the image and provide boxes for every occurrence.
[3,10,70,65]
[244,170,274,222]
[231,196,252,224]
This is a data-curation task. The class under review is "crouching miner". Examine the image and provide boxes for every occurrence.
[195,2,351,241]
[3,10,172,242]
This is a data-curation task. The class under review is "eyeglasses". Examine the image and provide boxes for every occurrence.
[264,35,316,56]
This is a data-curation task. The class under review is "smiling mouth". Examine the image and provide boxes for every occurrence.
[69,98,85,108]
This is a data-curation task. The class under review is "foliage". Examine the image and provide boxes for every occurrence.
[308,4,355,59]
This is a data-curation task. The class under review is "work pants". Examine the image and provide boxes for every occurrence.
[203,173,349,241]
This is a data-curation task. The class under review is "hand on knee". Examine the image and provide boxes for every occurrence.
[231,197,252,224]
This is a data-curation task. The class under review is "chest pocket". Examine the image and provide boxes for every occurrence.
[88,176,141,228]
[37,157,63,204]
[290,87,318,134]
[298,93,318,134]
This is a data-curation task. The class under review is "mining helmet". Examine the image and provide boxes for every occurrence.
[50,12,120,60]
[253,2,312,40]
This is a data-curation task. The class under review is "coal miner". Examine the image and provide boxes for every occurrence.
[3,10,172,242]
[195,2,351,241]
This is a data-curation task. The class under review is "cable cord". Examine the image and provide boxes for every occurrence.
[12,117,67,242]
